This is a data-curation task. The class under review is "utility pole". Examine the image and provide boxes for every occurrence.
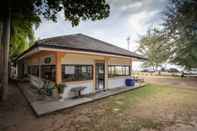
[127,36,130,51]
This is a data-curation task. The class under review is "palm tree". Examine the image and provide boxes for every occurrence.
[10,18,39,60]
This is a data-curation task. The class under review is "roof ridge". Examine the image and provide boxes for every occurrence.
[37,33,81,43]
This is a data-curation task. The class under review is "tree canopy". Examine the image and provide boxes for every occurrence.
[9,18,38,60]
[1,0,110,59]
[138,0,197,70]
[0,0,110,26]
[0,0,110,100]
[163,0,197,69]
[137,29,170,71]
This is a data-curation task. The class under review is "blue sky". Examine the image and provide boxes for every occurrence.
[35,0,169,70]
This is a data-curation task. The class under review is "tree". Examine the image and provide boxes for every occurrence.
[0,0,110,100]
[10,18,39,60]
[163,0,197,69]
[0,17,38,88]
[0,23,3,83]
[1,12,11,101]
[137,29,170,72]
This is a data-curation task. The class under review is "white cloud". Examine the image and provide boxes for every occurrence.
[120,2,142,12]
[128,10,160,33]
[35,0,168,52]
[35,0,169,71]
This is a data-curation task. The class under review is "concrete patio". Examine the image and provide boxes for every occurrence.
[17,82,146,116]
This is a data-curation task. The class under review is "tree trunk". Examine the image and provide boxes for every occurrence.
[0,23,3,82]
[1,10,11,101]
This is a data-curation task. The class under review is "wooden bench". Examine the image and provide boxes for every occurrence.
[70,86,87,98]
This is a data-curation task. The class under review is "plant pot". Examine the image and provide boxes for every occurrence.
[59,93,64,101]
[57,84,65,94]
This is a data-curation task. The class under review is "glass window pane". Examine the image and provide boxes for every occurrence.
[108,65,130,77]
[41,65,55,81]
[62,65,93,82]
[82,66,87,73]
[65,66,75,74]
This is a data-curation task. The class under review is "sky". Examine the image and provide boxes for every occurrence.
[35,0,169,71]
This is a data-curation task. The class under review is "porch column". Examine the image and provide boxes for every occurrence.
[130,58,132,76]
[93,63,96,93]
[104,57,109,90]
[55,52,64,84]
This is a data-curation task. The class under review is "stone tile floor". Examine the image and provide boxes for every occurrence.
[18,82,145,116]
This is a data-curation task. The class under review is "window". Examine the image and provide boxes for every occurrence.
[28,65,39,76]
[62,65,93,82]
[108,65,130,77]
[41,65,56,81]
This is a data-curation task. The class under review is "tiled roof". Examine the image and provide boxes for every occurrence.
[17,34,146,60]
[36,33,146,59]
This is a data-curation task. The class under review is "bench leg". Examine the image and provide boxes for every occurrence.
[78,91,81,97]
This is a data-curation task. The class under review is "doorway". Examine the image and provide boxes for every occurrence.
[95,63,105,92]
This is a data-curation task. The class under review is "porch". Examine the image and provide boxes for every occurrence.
[17,50,134,99]
[18,81,145,116]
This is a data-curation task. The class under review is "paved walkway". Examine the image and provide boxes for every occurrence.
[18,82,145,116]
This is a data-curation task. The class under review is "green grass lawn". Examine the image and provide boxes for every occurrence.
[3,84,197,131]
[75,84,197,131]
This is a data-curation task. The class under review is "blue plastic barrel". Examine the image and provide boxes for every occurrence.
[125,79,135,86]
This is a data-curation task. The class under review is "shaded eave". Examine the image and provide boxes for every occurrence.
[16,43,147,61]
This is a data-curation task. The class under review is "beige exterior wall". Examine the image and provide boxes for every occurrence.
[60,53,105,94]
[23,50,133,99]
[108,57,131,65]
[61,53,104,64]
[60,53,132,95]
[25,51,56,65]
[107,57,132,89]
[24,51,64,84]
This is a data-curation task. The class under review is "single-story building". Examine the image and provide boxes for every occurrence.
[16,34,146,99]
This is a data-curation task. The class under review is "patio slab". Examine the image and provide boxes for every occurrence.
[18,82,146,116]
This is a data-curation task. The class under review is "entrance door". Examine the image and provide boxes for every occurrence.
[95,63,105,92]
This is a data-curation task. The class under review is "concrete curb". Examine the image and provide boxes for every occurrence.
[16,82,39,116]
